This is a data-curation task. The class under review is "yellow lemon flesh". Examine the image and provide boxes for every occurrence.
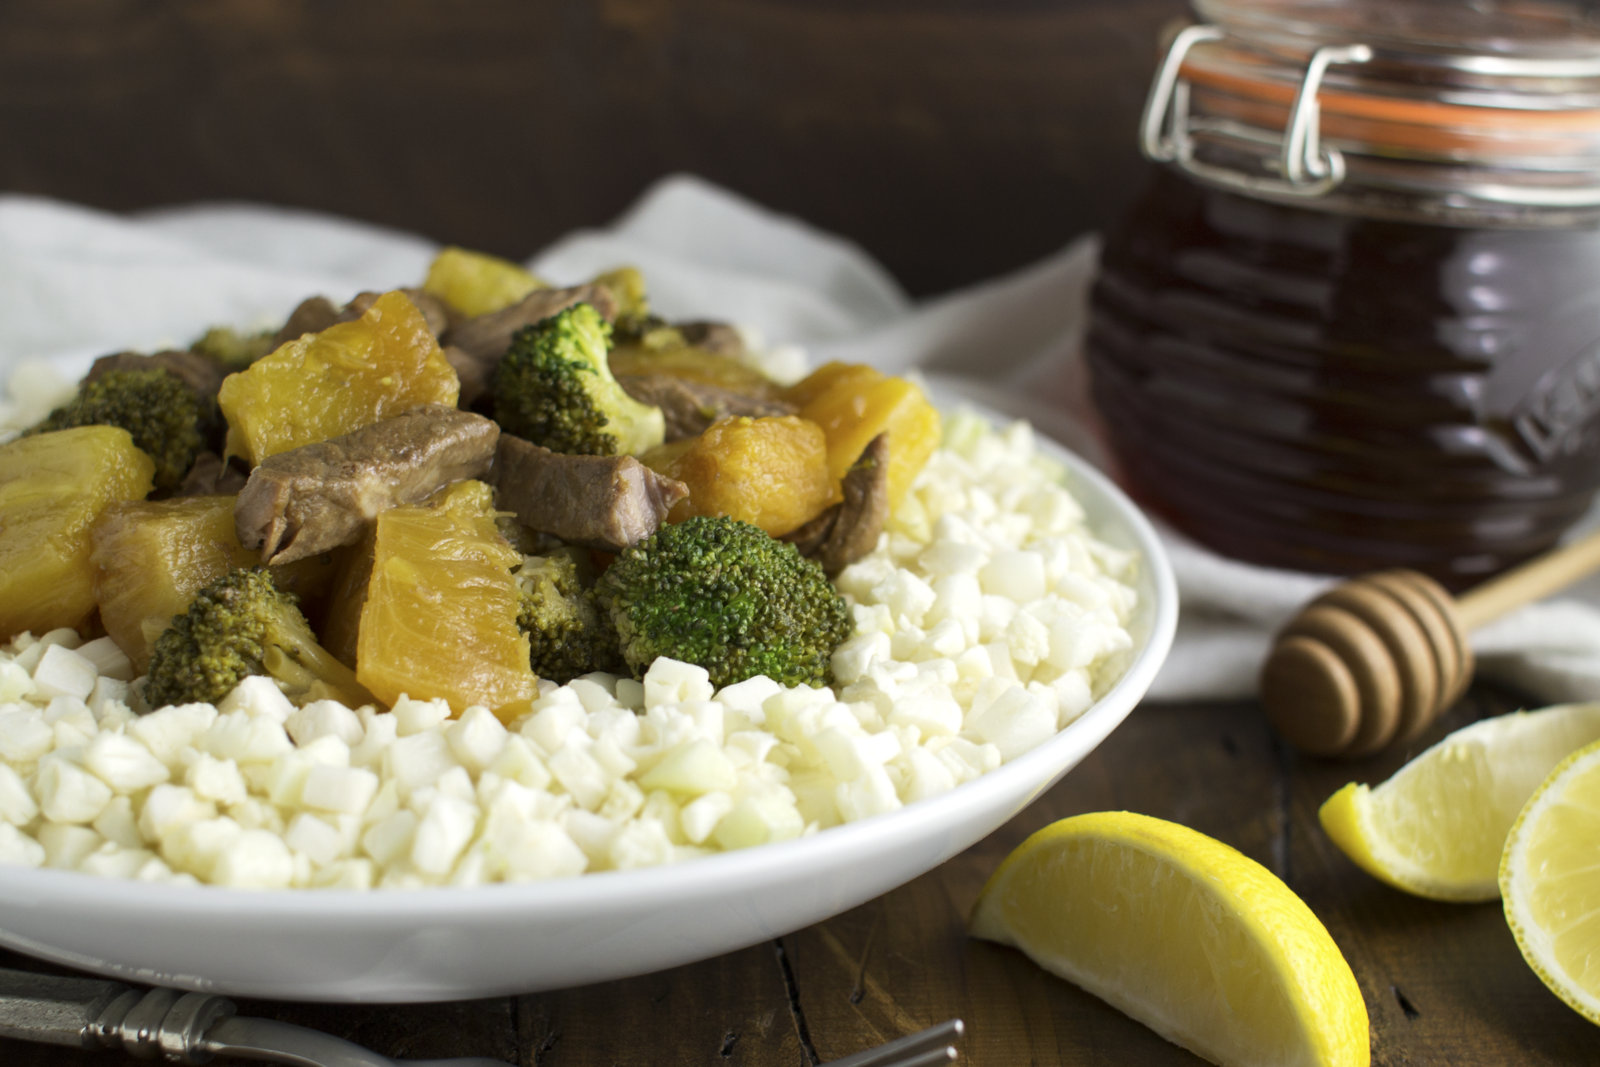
[1501,737,1600,1026]
[1319,703,1600,902]
[969,811,1368,1067]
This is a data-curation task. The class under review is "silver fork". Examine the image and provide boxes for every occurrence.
[819,1018,963,1067]
[0,966,962,1066]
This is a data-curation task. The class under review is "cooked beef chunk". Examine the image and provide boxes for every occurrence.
[444,344,492,409]
[442,283,618,367]
[177,452,249,497]
[273,288,452,349]
[782,433,889,575]
[491,434,688,551]
[272,296,343,347]
[86,349,228,403]
[780,510,832,558]
[676,321,747,357]
[616,373,798,441]
[235,404,500,565]
[346,288,453,337]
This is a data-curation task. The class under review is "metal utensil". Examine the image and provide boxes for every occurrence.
[1,966,962,1066]
[0,967,509,1066]
[819,1018,963,1067]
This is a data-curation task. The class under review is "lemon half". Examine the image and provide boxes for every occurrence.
[1319,703,1600,901]
[970,811,1368,1067]
[1501,737,1600,1026]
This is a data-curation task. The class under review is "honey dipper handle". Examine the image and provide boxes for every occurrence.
[1455,526,1600,631]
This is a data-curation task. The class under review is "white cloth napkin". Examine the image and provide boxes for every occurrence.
[3,173,1598,706]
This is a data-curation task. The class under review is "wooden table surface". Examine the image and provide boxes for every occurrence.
[3,683,1594,1066]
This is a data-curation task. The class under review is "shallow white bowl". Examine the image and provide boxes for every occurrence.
[0,382,1177,1002]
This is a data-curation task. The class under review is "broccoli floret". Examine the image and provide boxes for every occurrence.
[514,547,621,683]
[190,325,276,370]
[492,302,665,456]
[595,515,853,689]
[144,568,370,710]
[34,368,207,491]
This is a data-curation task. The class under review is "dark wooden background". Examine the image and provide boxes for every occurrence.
[0,0,1187,297]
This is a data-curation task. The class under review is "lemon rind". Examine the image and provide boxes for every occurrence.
[1500,739,1600,1027]
[1318,783,1499,903]
[1319,704,1600,904]
[970,811,1369,1067]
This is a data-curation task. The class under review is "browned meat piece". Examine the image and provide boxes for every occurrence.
[346,287,453,337]
[676,321,747,356]
[491,435,688,551]
[235,404,500,566]
[782,433,890,575]
[86,349,228,403]
[616,373,798,441]
[177,452,249,497]
[780,510,832,558]
[271,296,344,347]
[444,344,491,409]
[442,283,618,367]
[273,288,453,349]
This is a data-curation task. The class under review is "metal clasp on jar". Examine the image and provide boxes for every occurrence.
[1141,23,1372,198]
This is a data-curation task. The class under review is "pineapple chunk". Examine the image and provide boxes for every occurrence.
[0,427,155,640]
[590,266,649,326]
[788,362,941,509]
[781,361,880,410]
[422,246,545,318]
[356,482,536,720]
[218,290,459,466]
[91,496,257,671]
[91,496,349,671]
[641,415,841,537]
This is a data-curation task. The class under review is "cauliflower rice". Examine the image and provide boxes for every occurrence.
[0,408,1138,890]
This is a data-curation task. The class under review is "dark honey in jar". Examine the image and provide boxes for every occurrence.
[1086,0,1600,586]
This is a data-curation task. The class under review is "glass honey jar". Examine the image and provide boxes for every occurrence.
[1086,0,1600,587]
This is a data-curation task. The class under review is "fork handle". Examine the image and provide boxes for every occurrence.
[0,966,234,1062]
[0,969,138,1049]
[0,966,515,1067]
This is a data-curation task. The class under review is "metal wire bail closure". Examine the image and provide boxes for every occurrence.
[1141,23,1373,198]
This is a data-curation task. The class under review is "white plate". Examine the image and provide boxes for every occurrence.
[0,377,1177,1002]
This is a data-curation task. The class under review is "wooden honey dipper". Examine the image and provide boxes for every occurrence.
[1260,527,1600,757]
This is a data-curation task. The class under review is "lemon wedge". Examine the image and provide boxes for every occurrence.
[969,811,1368,1067]
[1501,737,1600,1026]
[1318,703,1600,902]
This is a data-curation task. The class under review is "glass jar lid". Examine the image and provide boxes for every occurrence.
[1144,0,1600,220]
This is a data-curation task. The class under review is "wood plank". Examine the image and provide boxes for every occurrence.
[514,941,802,1065]
[787,690,1600,1065]
[1287,687,1600,1066]
[0,0,1188,295]
[788,699,1274,1066]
